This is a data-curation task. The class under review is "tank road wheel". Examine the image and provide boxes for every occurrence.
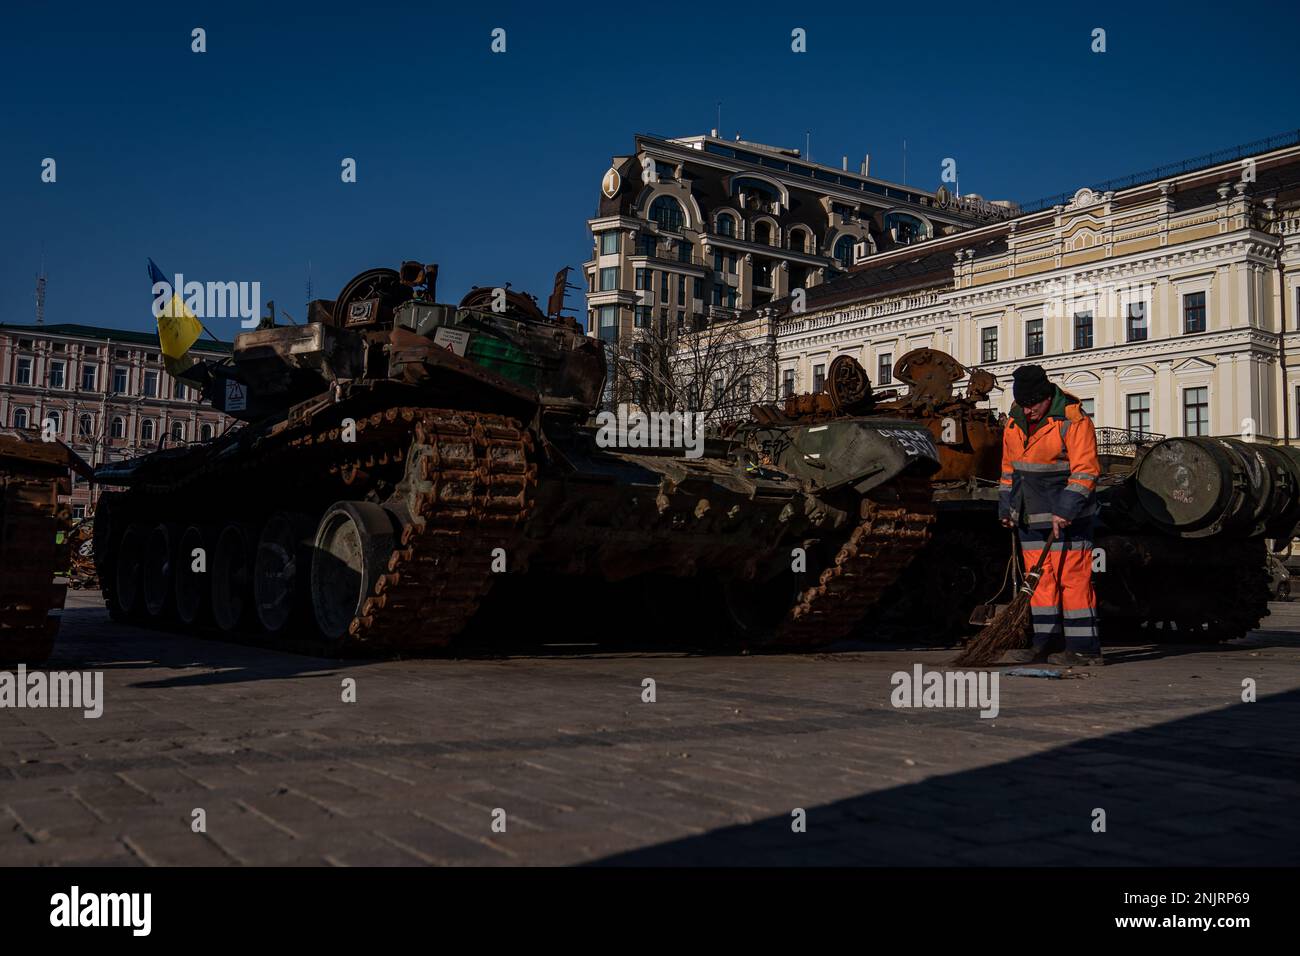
[721,572,802,645]
[212,524,254,632]
[143,523,178,619]
[310,502,397,643]
[174,526,209,626]
[254,512,314,637]
[114,524,147,620]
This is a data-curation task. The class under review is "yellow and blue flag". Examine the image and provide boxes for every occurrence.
[149,258,203,363]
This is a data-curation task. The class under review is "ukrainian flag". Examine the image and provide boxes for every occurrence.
[149,258,203,363]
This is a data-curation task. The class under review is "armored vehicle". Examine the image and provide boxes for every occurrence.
[93,262,943,653]
[850,353,1297,644]
[0,429,91,662]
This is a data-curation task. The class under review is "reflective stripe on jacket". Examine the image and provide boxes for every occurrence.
[998,386,1100,529]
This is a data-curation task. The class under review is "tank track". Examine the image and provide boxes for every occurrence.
[0,479,67,662]
[287,407,535,652]
[775,477,935,647]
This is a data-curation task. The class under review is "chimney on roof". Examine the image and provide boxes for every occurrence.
[735,132,741,141]
[842,156,848,171]
[710,128,718,137]
[861,154,870,177]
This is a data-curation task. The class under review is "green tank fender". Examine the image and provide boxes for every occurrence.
[742,418,941,494]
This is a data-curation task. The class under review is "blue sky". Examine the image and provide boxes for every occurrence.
[2,0,1297,338]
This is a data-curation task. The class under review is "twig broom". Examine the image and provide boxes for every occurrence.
[951,530,1056,667]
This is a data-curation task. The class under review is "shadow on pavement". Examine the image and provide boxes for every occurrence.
[589,689,1300,866]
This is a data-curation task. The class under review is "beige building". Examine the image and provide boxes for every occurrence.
[585,132,1012,345]
[0,323,232,517]
[764,133,1300,444]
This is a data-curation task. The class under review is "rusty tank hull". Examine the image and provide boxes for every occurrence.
[93,262,943,655]
[853,354,1288,645]
[0,430,90,663]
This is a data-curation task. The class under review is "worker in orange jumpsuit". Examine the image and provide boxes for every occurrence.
[997,365,1104,666]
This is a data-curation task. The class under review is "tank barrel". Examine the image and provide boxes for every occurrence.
[1132,436,1300,539]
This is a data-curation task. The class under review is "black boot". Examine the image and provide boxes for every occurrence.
[997,646,1050,665]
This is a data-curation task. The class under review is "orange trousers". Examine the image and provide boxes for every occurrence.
[1020,520,1099,654]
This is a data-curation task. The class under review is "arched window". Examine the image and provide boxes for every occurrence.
[833,236,856,268]
[78,414,94,438]
[788,228,809,254]
[13,408,28,429]
[200,423,214,441]
[45,410,62,436]
[111,416,126,439]
[171,421,185,442]
[715,212,736,237]
[753,221,773,247]
[649,196,684,233]
[884,212,929,246]
[141,419,156,442]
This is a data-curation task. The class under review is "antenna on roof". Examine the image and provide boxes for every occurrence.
[35,250,46,326]
[306,260,313,310]
[805,130,811,161]
[716,101,721,139]
[902,139,908,186]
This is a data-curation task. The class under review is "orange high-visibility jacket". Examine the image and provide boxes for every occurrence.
[998,387,1100,529]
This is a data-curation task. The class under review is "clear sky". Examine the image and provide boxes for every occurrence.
[2,0,1298,338]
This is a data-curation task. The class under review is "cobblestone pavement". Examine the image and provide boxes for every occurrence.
[2,592,1298,866]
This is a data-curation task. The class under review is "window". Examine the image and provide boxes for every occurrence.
[1074,312,1093,350]
[72,505,86,520]
[715,213,736,237]
[597,305,618,343]
[677,241,691,263]
[649,196,684,233]
[738,377,751,404]
[113,367,128,393]
[78,414,93,439]
[81,364,98,391]
[599,232,619,255]
[1126,301,1148,342]
[635,233,656,257]
[141,419,156,442]
[15,356,32,385]
[142,369,159,397]
[677,281,686,306]
[712,376,723,404]
[660,272,669,298]
[114,348,129,359]
[45,410,62,437]
[49,360,66,389]
[635,268,649,291]
[753,222,772,246]
[171,421,185,442]
[599,267,618,292]
[173,379,187,400]
[833,236,855,268]
[1025,319,1044,357]
[782,369,795,399]
[1183,291,1206,334]
[884,212,928,245]
[111,416,126,439]
[789,229,807,254]
[52,342,66,352]
[676,309,685,331]
[634,306,651,328]
[713,250,736,274]
[1080,398,1095,418]
[200,423,214,441]
[812,363,826,394]
[13,408,28,429]
[981,327,998,363]
[1183,387,1209,436]
[694,278,703,300]
[878,353,893,385]
[1126,393,1151,436]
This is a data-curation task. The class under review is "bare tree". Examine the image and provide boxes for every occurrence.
[604,314,776,427]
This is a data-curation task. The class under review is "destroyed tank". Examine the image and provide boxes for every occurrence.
[852,354,1293,644]
[0,430,91,663]
[93,261,942,654]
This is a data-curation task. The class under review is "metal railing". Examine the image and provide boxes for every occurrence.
[1097,426,1165,458]
[1015,128,1300,216]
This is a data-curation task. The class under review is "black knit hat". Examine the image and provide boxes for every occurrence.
[1012,364,1053,407]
